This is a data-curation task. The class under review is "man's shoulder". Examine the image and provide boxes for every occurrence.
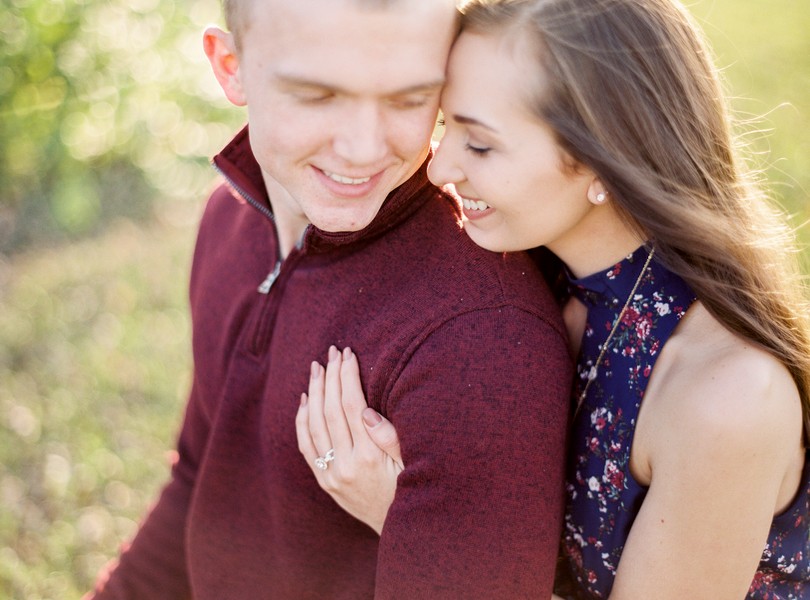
[395,191,561,316]
[196,179,276,247]
[203,179,252,218]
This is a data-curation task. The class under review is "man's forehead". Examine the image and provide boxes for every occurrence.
[248,0,457,17]
[241,0,457,74]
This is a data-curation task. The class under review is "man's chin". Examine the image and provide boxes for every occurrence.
[309,218,371,234]
[307,208,381,234]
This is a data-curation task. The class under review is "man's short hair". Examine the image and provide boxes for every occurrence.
[223,0,443,50]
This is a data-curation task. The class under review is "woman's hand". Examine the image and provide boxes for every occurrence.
[296,346,403,535]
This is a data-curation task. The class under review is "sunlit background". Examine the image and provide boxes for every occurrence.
[1,0,808,597]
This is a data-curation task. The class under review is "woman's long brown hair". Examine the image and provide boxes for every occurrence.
[462,0,810,438]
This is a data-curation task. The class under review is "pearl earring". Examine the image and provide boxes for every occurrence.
[594,192,607,204]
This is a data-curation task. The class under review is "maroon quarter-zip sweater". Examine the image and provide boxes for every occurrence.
[90,127,572,599]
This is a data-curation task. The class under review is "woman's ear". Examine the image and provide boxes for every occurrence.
[587,178,609,205]
[203,27,246,107]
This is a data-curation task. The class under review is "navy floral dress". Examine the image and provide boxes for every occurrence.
[558,246,809,599]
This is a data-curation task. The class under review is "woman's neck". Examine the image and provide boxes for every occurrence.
[550,204,645,279]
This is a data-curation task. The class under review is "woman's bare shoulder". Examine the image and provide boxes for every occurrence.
[643,303,802,465]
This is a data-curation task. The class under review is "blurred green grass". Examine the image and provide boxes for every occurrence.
[0,220,195,598]
[1,0,808,598]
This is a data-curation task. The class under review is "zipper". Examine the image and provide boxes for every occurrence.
[212,160,286,295]
[212,160,310,354]
[212,161,277,225]
[257,226,310,294]
[250,248,305,354]
[258,261,281,294]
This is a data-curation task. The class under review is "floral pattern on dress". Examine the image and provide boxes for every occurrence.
[557,247,809,600]
[747,450,809,600]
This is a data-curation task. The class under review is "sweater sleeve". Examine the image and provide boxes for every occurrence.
[86,377,210,600]
[374,306,572,599]
[87,185,233,599]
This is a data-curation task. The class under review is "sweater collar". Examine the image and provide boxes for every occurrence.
[212,125,441,253]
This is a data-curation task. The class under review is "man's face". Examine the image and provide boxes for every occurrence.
[234,0,457,235]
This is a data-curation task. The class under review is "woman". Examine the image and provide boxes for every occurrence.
[295,0,810,597]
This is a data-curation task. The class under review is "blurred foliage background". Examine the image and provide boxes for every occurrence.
[1,0,242,252]
[0,0,808,598]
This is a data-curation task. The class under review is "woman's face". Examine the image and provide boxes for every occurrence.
[428,30,597,255]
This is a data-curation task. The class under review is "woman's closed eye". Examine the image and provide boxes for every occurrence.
[465,142,491,156]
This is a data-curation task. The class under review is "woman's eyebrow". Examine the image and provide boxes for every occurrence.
[451,114,498,133]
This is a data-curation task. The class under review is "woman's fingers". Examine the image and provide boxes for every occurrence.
[362,408,404,468]
[300,346,355,475]
[306,358,333,458]
[295,393,321,473]
[323,346,353,453]
[339,349,371,447]
[336,348,403,468]
[297,347,402,534]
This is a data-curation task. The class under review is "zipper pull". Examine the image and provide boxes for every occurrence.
[257,261,282,294]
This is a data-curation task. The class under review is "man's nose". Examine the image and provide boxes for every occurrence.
[333,102,387,166]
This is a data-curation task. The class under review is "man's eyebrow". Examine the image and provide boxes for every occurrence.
[452,114,498,133]
[274,75,445,96]
[387,80,446,96]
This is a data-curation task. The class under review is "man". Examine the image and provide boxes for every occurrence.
[89,0,571,597]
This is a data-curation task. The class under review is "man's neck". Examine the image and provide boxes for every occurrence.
[261,171,310,260]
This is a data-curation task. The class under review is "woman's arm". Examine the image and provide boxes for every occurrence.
[295,346,403,534]
[611,340,804,599]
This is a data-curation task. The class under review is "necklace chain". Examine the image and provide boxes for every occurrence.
[575,248,656,415]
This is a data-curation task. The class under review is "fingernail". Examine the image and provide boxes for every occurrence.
[362,408,382,428]
[328,345,340,362]
[300,393,308,406]
[343,347,353,360]
[310,361,320,379]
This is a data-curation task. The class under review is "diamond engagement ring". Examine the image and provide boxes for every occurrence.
[314,448,335,471]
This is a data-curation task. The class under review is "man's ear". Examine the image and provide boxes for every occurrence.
[203,26,246,106]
